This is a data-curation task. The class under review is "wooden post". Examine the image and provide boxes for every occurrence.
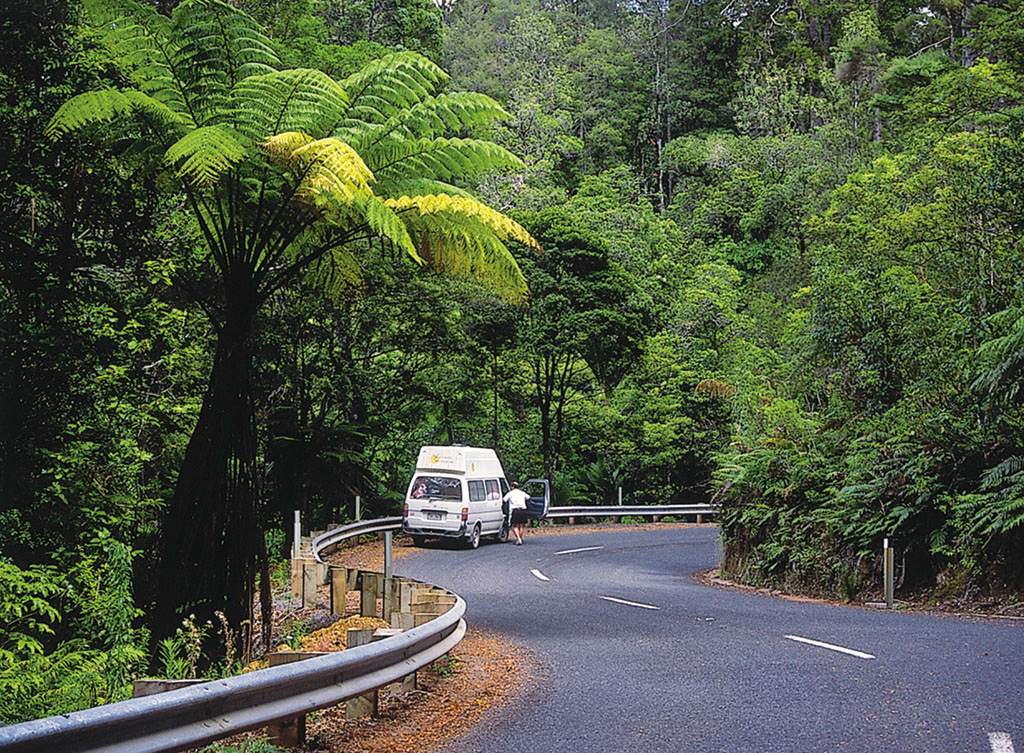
[302,563,317,609]
[374,628,416,693]
[330,567,348,615]
[360,571,379,617]
[346,629,377,719]
[266,651,328,746]
[383,577,397,622]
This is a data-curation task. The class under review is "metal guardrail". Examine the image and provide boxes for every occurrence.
[544,504,718,519]
[0,521,464,753]
[312,517,402,563]
[0,504,715,752]
[309,506,716,563]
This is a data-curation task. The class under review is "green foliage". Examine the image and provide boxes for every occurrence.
[0,561,61,663]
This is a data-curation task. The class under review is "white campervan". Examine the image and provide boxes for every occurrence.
[402,445,510,548]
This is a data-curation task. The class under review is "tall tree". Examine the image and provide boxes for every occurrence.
[48,0,537,647]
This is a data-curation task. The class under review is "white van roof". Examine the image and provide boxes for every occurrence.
[415,445,504,477]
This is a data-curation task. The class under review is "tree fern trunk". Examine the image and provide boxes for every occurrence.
[152,298,261,660]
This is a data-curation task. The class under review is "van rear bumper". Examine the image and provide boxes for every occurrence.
[402,522,468,539]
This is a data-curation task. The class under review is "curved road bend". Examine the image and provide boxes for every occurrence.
[399,526,1023,753]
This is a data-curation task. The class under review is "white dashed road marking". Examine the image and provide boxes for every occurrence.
[600,595,661,610]
[784,634,875,660]
[556,545,605,555]
[990,732,1016,753]
[531,569,550,581]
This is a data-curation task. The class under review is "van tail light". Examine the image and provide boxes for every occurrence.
[461,507,469,522]
[403,504,409,518]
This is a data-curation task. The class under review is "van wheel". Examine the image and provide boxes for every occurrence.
[412,535,426,547]
[497,523,509,543]
[466,523,481,549]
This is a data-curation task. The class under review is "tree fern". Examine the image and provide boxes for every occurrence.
[47,0,535,651]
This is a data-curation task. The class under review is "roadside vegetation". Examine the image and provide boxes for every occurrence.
[3,0,1024,725]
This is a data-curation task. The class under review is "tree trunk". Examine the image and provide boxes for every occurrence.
[151,298,261,660]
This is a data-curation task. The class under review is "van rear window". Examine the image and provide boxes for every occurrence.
[468,480,485,502]
[410,476,462,500]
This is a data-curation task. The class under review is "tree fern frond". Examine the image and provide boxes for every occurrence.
[263,133,376,216]
[369,137,524,184]
[378,178,477,200]
[386,193,536,302]
[170,0,279,123]
[231,69,348,140]
[164,124,248,184]
[388,193,539,252]
[291,138,374,201]
[410,217,527,304]
[46,89,186,142]
[307,245,363,300]
[81,0,200,122]
[338,52,448,124]
[374,92,511,143]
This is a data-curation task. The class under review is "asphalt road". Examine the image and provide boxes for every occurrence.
[398,525,1023,753]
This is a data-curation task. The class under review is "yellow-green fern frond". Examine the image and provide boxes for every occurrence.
[291,137,374,200]
[165,124,248,184]
[386,194,535,302]
[263,133,376,215]
[170,0,279,124]
[261,131,314,162]
[46,88,186,142]
[388,194,540,252]
[231,69,348,141]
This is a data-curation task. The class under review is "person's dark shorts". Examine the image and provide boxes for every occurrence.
[510,509,529,524]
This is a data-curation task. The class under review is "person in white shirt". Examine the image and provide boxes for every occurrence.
[502,481,530,545]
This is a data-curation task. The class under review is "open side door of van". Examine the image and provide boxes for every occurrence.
[524,478,550,520]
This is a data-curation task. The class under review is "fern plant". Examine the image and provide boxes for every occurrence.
[48,0,537,650]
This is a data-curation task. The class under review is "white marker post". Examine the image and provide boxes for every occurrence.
[384,531,393,579]
[884,538,894,609]
[355,494,361,521]
[293,510,301,559]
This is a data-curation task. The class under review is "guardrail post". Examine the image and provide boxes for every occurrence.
[266,651,328,746]
[884,538,894,609]
[330,567,348,615]
[360,571,379,618]
[302,562,318,609]
[696,513,704,523]
[345,629,378,719]
[375,628,417,693]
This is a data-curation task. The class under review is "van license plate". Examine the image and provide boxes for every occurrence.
[426,512,443,521]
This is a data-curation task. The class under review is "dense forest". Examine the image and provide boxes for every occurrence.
[3,0,1024,723]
